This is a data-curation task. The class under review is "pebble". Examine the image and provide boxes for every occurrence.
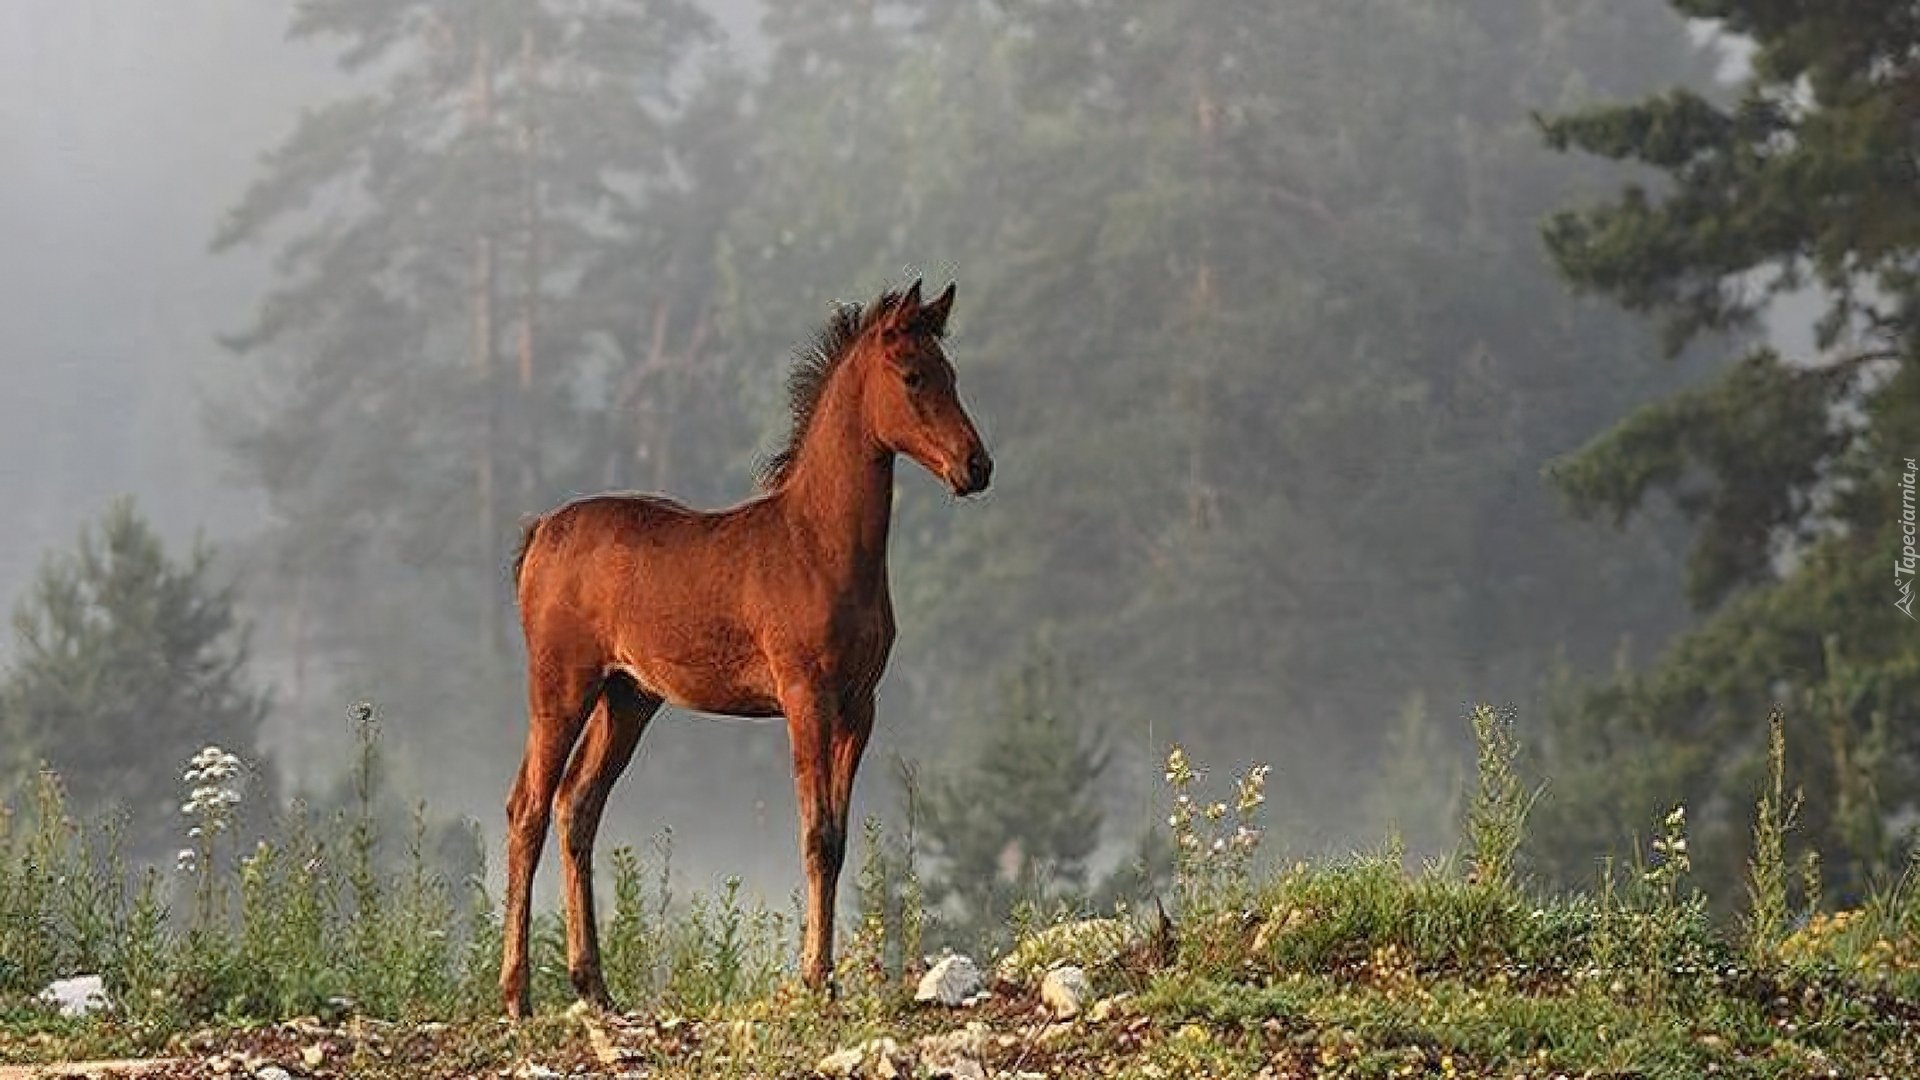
[916,954,984,1006]
[1040,965,1090,1018]
[38,975,109,1018]
[815,1046,864,1077]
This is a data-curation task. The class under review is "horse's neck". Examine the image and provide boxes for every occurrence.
[778,371,895,582]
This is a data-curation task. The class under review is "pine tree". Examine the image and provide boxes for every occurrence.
[213,0,717,785]
[0,499,270,861]
[568,61,757,505]
[868,0,1717,844]
[1535,0,1920,904]
[917,646,1109,953]
[716,0,929,406]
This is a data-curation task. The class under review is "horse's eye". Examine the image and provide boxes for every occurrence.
[904,370,925,391]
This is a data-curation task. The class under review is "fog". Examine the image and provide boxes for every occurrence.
[1,1,1772,914]
[0,5,315,590]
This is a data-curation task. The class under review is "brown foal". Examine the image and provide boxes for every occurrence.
[499,280,990,1018]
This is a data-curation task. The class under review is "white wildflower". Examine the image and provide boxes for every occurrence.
[1237,764,1270,814]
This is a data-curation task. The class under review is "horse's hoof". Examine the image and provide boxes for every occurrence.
[569,972,615,1014]
[799,970,838,1001]
[568,992,615,1018]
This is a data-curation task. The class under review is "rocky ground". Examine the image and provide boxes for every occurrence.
[9,910,1920,1079]
[0,981,1183,1080]
[9,961,1920,1080]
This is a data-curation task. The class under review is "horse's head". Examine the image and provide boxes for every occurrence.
[864,280,992,496]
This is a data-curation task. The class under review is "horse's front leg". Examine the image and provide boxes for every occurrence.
[784,682,875,992]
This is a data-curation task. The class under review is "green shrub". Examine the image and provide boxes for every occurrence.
[1465,704,1537,890]
[603,839,672,1009]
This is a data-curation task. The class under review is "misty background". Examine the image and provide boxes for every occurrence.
[0,0,1881,925]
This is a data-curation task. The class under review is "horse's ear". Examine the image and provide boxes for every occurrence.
[900,278,923,314]
[921,281,956,335]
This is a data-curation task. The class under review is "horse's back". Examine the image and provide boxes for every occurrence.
[551,490,698,525]
[549,488,725,549]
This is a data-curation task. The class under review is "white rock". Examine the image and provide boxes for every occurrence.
[1039,965,1090,1019]
[818,1036,908,1078]
[916,1021,992,1079]
[816,1046,865,1077]
[256,1067,292,1080]
[39,974,108,1017]
[915,953,983,1006]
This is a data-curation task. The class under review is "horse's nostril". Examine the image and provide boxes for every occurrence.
[967,449,993,490]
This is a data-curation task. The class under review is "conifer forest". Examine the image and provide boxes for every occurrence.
[5,3,1920,1077]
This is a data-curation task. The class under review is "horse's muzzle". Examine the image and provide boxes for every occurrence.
[955,447,993,496]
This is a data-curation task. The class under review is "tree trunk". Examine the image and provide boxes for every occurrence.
[517,25,543,520]
[469,32,503,655]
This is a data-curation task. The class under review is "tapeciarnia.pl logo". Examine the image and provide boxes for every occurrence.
[1900,457,1918,620]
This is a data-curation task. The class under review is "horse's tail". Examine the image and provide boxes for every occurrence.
[511,514,543,590]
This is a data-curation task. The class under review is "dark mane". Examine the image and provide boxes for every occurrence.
[757,286,943,489]
[511,515,541,587]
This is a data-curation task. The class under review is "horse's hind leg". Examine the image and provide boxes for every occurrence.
[501,664,603,1020]
[556,674,659,1009]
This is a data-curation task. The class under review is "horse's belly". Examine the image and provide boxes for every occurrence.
[616,653,781,719]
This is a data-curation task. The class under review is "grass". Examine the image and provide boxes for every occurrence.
[1,702,1918,1079]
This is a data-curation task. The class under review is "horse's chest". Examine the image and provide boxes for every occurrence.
[820,592,894,683]
[844,610,895,680]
